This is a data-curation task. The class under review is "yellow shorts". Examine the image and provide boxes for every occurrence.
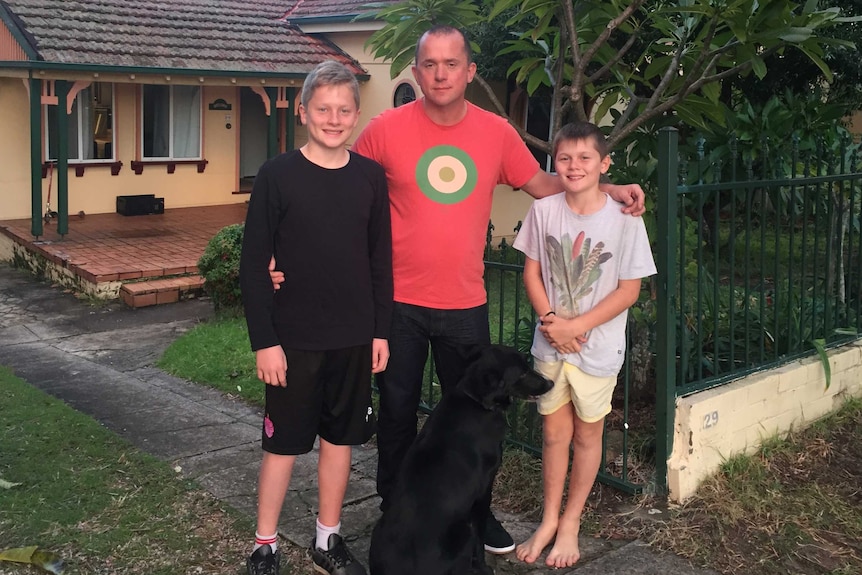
[533,359,617,422]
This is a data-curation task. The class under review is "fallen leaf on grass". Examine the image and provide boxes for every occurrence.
[0,546,65,574]
[0,478,22,489]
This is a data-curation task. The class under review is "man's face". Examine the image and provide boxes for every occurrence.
[411,32,477,111]
[298,83,360,152]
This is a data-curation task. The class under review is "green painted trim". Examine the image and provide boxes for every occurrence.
[0,60,370,82]
[29,76,42,237]
[286,87,296,151]
[55,80,69,235]
[0,4,40,60]
[655,127,679,495]
[289,15,362,24]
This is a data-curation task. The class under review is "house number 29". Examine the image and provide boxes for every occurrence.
[702,411,719,429]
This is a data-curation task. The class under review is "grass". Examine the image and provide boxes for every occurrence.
[0,366,309,575]
[157,314,261,406]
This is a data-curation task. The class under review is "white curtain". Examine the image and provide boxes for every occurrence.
[172,86,201,158]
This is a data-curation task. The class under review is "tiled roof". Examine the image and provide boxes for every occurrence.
[0,0,366,75]
[285,0,400,21]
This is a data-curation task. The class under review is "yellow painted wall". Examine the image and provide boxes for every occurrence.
[0,78,32,220]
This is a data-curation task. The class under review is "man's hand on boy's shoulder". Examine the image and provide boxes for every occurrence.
[602,182,645,217]
[371,338,390,374]
[256,345,287,386]
[269,256,285,290]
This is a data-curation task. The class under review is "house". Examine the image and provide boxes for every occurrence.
[0,0,416,235]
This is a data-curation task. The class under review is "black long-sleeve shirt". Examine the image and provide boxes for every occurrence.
[239,150,393,351]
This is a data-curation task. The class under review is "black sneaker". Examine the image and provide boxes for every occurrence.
[247,544,280,575]
[310,534,367,575]
[483,512,515,554]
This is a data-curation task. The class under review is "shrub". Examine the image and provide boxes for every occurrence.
[198,223,244,311]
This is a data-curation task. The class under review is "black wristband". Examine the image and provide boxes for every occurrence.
[542,310,556,318]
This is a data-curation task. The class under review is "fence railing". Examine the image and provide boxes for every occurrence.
[654,127,862,488]
[415,127,862,496]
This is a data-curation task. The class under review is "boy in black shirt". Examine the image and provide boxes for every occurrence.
[239,60,393,575]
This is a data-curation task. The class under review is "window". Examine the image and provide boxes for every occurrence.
[142,85,201,159]
[46,82,114,161]
[393,82,416,108]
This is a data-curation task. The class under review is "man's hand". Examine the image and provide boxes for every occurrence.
[269,256,285,291]
[256,345,287,386]
[539,315,587,354]
[602,182,645,217]
[371,338,390,373]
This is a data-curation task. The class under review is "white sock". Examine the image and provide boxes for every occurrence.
[253,532,278,553]
[315,518,341,550]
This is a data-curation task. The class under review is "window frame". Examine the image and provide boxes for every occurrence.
[44,82,116,163]
[141,84,203,161]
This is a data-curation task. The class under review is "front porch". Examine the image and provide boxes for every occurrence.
[0,203,248,307]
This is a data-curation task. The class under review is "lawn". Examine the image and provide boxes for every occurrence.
[0,366,309,575]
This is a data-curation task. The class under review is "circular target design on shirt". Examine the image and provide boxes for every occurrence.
[415,145,478,205]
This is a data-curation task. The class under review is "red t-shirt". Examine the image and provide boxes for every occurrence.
[353,100,539,309]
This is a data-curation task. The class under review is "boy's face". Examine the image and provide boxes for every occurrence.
[298,83,360,151]
[554,138,611,196]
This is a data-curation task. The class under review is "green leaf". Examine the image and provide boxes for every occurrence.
[811,338,831,390]
[750,56,767,80]
[0,546,64,574]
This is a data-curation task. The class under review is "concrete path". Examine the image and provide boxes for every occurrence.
[0,265,718,575]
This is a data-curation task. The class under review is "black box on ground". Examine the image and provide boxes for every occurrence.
[116,194,165,216]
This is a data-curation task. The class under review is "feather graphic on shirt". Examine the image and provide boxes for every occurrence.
[546,232,612,317]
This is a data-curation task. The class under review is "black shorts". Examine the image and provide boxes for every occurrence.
[261,343,376,455]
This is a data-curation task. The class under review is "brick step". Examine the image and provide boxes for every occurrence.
[120,275,205,308]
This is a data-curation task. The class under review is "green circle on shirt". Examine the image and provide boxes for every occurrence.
[415,145,478,204]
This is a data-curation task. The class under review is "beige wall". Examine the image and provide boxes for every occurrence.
[667,341,862,502]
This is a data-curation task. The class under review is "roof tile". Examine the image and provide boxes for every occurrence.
[2,0,367,75]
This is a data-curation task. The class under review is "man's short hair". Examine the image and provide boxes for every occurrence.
[300,60,360,109]
[553,121,610,158]
[414,25,473,65]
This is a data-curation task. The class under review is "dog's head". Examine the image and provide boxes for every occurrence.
[457,345,553,411]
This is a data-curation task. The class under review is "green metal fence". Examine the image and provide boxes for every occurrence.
[413,127,862,496]
[654,127,862,489]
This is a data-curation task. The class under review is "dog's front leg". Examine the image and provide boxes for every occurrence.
[469,491,494,575]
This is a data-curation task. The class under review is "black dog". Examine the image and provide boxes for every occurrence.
[369,344,553,575]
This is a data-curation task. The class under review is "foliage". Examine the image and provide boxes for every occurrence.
[363,0,861,153]
[197,223,244,312]
[360,0,484,78]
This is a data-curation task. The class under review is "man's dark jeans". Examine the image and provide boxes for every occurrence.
[375,302,490,503]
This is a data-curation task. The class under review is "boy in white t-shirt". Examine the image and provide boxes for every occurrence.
[512,122,656,568]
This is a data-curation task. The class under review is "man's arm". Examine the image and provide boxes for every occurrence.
[519,169,646,216]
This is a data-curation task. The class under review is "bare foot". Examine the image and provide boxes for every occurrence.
[515,521,557,564]
[545,518,580,568]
